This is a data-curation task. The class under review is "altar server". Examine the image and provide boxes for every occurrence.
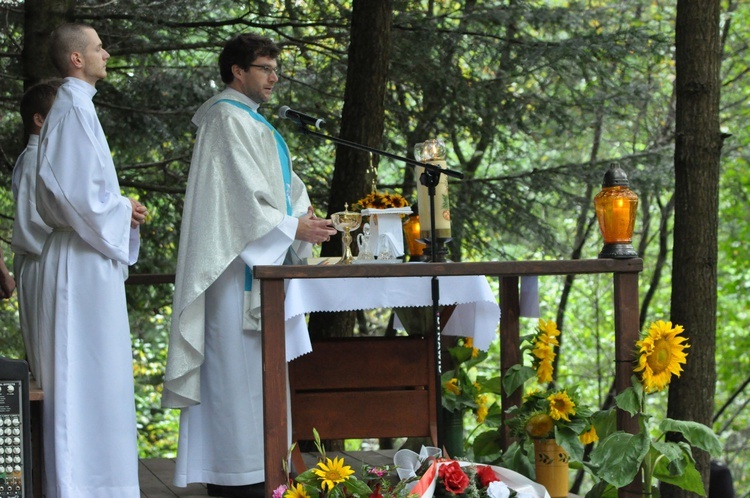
[163,33,335,498]
[11,79,60,386]
[36,23,147,498]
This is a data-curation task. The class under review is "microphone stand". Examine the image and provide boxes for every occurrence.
[290,123,463,452]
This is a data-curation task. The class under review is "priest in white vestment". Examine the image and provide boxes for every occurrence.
[162,33,336,498]
[12,80,59,386]
[35,24,148,498]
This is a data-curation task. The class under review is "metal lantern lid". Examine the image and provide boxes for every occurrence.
[602,163,630,188]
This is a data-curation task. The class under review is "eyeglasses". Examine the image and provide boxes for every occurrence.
[248,64,279,76]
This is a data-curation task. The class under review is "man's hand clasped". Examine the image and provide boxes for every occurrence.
[129,198,149,228]
[297,206,337,245]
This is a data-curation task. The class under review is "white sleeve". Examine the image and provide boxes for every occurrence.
[239,215,299,267]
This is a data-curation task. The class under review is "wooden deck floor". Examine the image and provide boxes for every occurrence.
[138,450,398,498]
[139,458,206,498]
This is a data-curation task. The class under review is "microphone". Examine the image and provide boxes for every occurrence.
[278,105,326,129]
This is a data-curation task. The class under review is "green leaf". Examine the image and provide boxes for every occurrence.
[591,408,618,440]
[441,370,458,384]
[478,403,504,428]
[584,480,617,498]
[651,440,688,476]
[464,351,489,369]
[342,476,373,495]
[565,416,590,436]
[502,364,536,395]
[304,486,321,498]
[614,386,641,416]
[294,468,321,487]
[653,449,707,496]
[448,345,474,364]
[312,428,325,457]
[328,486,346,498]
[480,375,503,395]
[589,431,651,488]
[294,469,320,494]
[473,429,503,458]
[658,418,722,456]
[502,442,535,479]
[556,426,585,462]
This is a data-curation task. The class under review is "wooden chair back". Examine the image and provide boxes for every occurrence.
[288,334,438,472]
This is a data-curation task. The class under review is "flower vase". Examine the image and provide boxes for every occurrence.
[441,408,465,457]
[533,438,570,498]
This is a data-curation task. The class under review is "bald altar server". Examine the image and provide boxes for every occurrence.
[12,79,60,386]
[36,23,147,498]
[163,33,335,498]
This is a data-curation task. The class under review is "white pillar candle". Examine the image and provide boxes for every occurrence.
[415,139,452,239]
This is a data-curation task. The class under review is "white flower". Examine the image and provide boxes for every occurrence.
[487,481,511,498]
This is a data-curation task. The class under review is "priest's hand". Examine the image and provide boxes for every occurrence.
[296,207,337,244]
[129,198,149,228]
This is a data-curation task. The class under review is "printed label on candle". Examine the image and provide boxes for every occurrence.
[416,160,452,239]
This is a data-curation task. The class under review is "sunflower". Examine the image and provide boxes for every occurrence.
[475,394,489,423]
[463,337,479,358]
[537,319,561,345]
[444,377,461,395]
[547,390,576,421]
[532,319,560,383]
[313,456,355,491]
[526,412,555,438]
[283,482,311,498]
[634,320,689,393]
[353,191,409,211]
[579,426,599,445]
[533,346,555,383]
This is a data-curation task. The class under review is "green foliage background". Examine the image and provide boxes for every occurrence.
[0,0,748,495]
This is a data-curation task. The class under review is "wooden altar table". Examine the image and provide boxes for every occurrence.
[255,259,643,498]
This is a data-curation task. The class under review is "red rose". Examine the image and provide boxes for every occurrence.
[369,483,384,498]
[476,465,501,488]
[438,461,470,495]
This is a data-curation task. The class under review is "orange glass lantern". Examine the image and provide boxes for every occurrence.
[594,163,638,259]
[403,209,426,260]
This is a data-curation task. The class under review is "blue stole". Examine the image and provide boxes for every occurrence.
[212,99,293,292]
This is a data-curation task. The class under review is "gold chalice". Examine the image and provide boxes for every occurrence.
[331,203,362,264]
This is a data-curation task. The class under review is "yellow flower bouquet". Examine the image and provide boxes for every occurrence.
[352,191,410,212]
[441,337,493,424]
[279,429,411,498]
[586,320,722,497]
[278,431,549,497]
[500,319,597,467]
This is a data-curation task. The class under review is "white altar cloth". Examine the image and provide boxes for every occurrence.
[281,274,500,361]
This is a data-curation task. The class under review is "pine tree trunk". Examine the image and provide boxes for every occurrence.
[308,0,393,339]
[664,0,723,496]
[22,0,76,87]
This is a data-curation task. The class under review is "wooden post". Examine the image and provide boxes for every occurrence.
[260,277,289,497]
[613,271,641,498]
[500,276,522,450]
